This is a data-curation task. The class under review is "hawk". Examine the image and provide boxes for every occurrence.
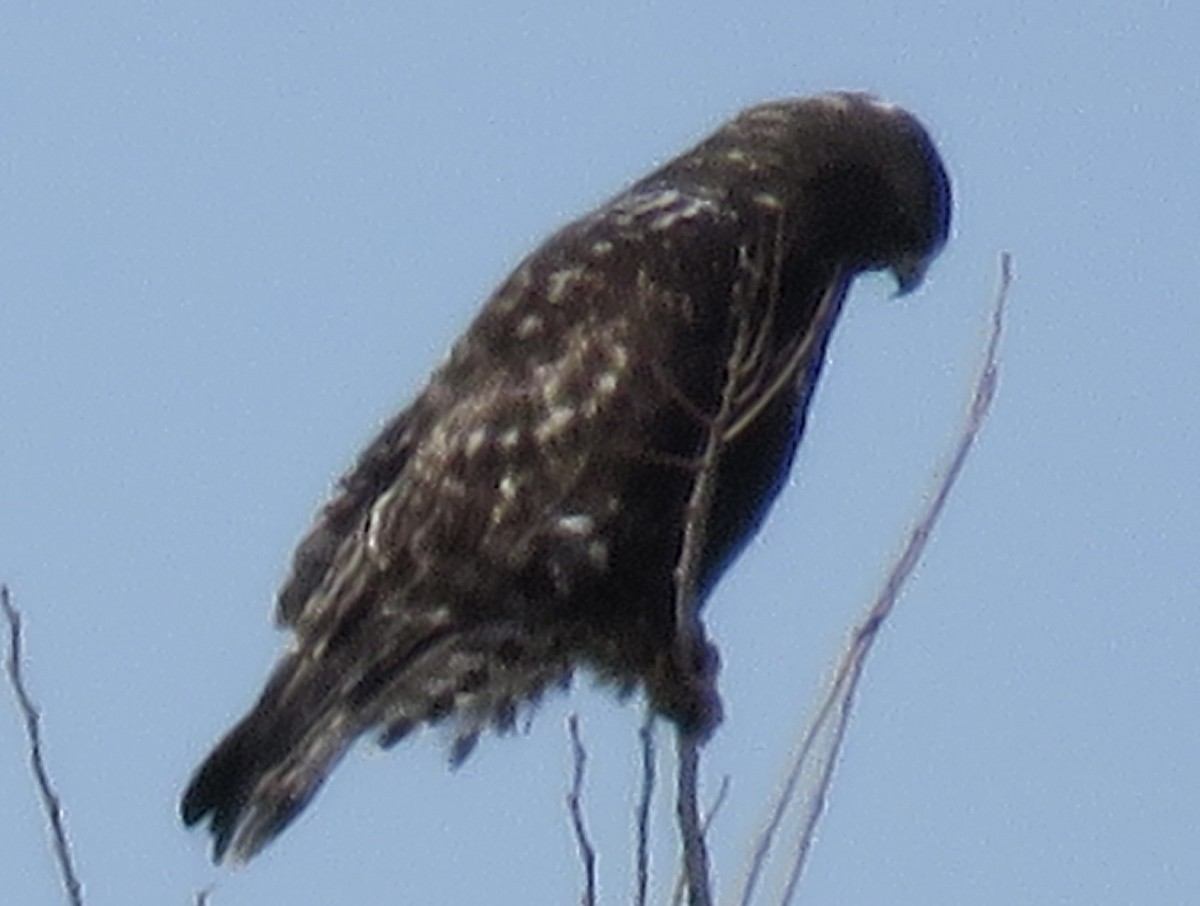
[181,92,952,862]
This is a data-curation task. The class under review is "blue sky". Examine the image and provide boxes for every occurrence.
[3,3,1198,904]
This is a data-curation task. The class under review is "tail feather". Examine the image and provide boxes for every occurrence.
[181,619,579,861]
[181,654,359,863]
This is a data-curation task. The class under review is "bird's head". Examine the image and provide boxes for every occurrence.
[806,92,951,296]
[701,92,952,296]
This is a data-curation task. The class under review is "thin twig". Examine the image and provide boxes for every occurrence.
[702,773,732,837]
[670,303,748,905]
[2,586,86,906]
[740,253,1013,906]
[774,659,861,906]
[667,259,758,906]
[566,714,597,906]
[723,268,849,443]
[670,227,850,905]
[634,713,656,906]
[675,732,712,906]
[672,772,733,906]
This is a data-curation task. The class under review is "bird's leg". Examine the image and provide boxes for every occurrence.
[648,626,723,739]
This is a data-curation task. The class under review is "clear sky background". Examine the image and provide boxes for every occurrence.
[3,4,1198,904]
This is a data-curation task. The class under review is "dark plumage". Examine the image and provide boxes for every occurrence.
[181,92,951,862]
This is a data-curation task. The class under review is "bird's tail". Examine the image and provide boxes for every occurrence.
[181,618,572,862]
[180,652,361,863]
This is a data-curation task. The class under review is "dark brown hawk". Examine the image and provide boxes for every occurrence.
[182,92,951,862]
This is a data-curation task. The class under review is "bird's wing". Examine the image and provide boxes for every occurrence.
[276,189,750,638]
[276,405,422,626]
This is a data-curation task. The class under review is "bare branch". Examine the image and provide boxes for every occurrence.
[723,266,848,444]
[672,771,732,906]
[668,218,851,906]
[702,773,732,838]
[740,254,1013,906]
[634,713,656,906]
[675,731,712,906]
[566,714,597,906]
[2,586,86,906]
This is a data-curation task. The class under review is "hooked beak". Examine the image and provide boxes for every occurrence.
[891,251,934,297]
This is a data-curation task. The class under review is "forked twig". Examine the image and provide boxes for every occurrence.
[739,253,1013,906]
[667,277,754,906]
[671,228,852,905]
[723,267,848,444]
[674,732,712,906]
[671,773,732,906]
